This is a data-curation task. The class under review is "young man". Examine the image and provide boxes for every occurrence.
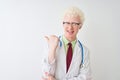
[41,6,92,80]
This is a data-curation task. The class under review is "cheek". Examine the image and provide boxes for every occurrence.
[63,27,67,33]
[74,28,80,32]
[63,27,67,31]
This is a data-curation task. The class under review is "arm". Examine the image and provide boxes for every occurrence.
[41,35,59,79]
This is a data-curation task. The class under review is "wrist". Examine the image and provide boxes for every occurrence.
[48,50,56,64]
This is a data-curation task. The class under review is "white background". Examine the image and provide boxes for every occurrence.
[0,0,120,80]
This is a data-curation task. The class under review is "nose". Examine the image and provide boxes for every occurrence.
[68,23,73,29]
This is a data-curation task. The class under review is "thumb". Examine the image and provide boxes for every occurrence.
[44,36,49,42]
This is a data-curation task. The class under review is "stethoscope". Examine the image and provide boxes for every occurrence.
[59,36,84,66]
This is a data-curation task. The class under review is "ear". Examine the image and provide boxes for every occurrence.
[79,27,81,29]
[79,24,82,29]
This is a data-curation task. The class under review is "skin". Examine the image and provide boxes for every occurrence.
[63,15,82,42]
[42,15,82,80]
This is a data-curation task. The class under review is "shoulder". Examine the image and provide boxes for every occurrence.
[82,44,89,52]
[81,44,91,62]
[76,40,90,55]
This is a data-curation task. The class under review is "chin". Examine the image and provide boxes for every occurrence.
[65,32,76,39]
[67,34,75,39]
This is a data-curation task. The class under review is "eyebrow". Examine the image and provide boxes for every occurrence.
[63,22,80,25]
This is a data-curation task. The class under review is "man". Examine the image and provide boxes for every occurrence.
[41,6,92,80]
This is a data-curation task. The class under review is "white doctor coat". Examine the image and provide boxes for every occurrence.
[41,37,92,80]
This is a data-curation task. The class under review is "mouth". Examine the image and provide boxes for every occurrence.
[67,30,74,35]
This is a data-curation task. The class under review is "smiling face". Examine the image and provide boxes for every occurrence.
[63,15,82,41]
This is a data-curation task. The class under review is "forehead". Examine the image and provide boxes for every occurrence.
[63,15,81,22]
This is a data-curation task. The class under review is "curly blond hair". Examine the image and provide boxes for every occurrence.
[63,6,85,23]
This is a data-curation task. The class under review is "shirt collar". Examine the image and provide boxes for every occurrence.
[62,35,76,47]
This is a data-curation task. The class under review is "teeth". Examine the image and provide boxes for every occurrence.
[67,31,74,34]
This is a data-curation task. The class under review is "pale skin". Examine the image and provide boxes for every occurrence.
[42,15,82,80]
[42,35,58,80]
[44,35,59,64]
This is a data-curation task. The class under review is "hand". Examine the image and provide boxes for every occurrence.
[41,72,56,80]
[45,35,59,63]
[45,35,59,51]
[41,75,55,80]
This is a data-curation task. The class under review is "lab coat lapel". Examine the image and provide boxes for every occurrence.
[66,41,82,74]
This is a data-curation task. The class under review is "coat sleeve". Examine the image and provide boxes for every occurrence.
[62,47,92,80]
[41,41,56,78]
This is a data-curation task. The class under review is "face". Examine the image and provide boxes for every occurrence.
[63,15,82,41]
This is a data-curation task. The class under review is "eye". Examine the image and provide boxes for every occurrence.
[63,22,81,27]
[72,22,80,25]
[63,22,70,24]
